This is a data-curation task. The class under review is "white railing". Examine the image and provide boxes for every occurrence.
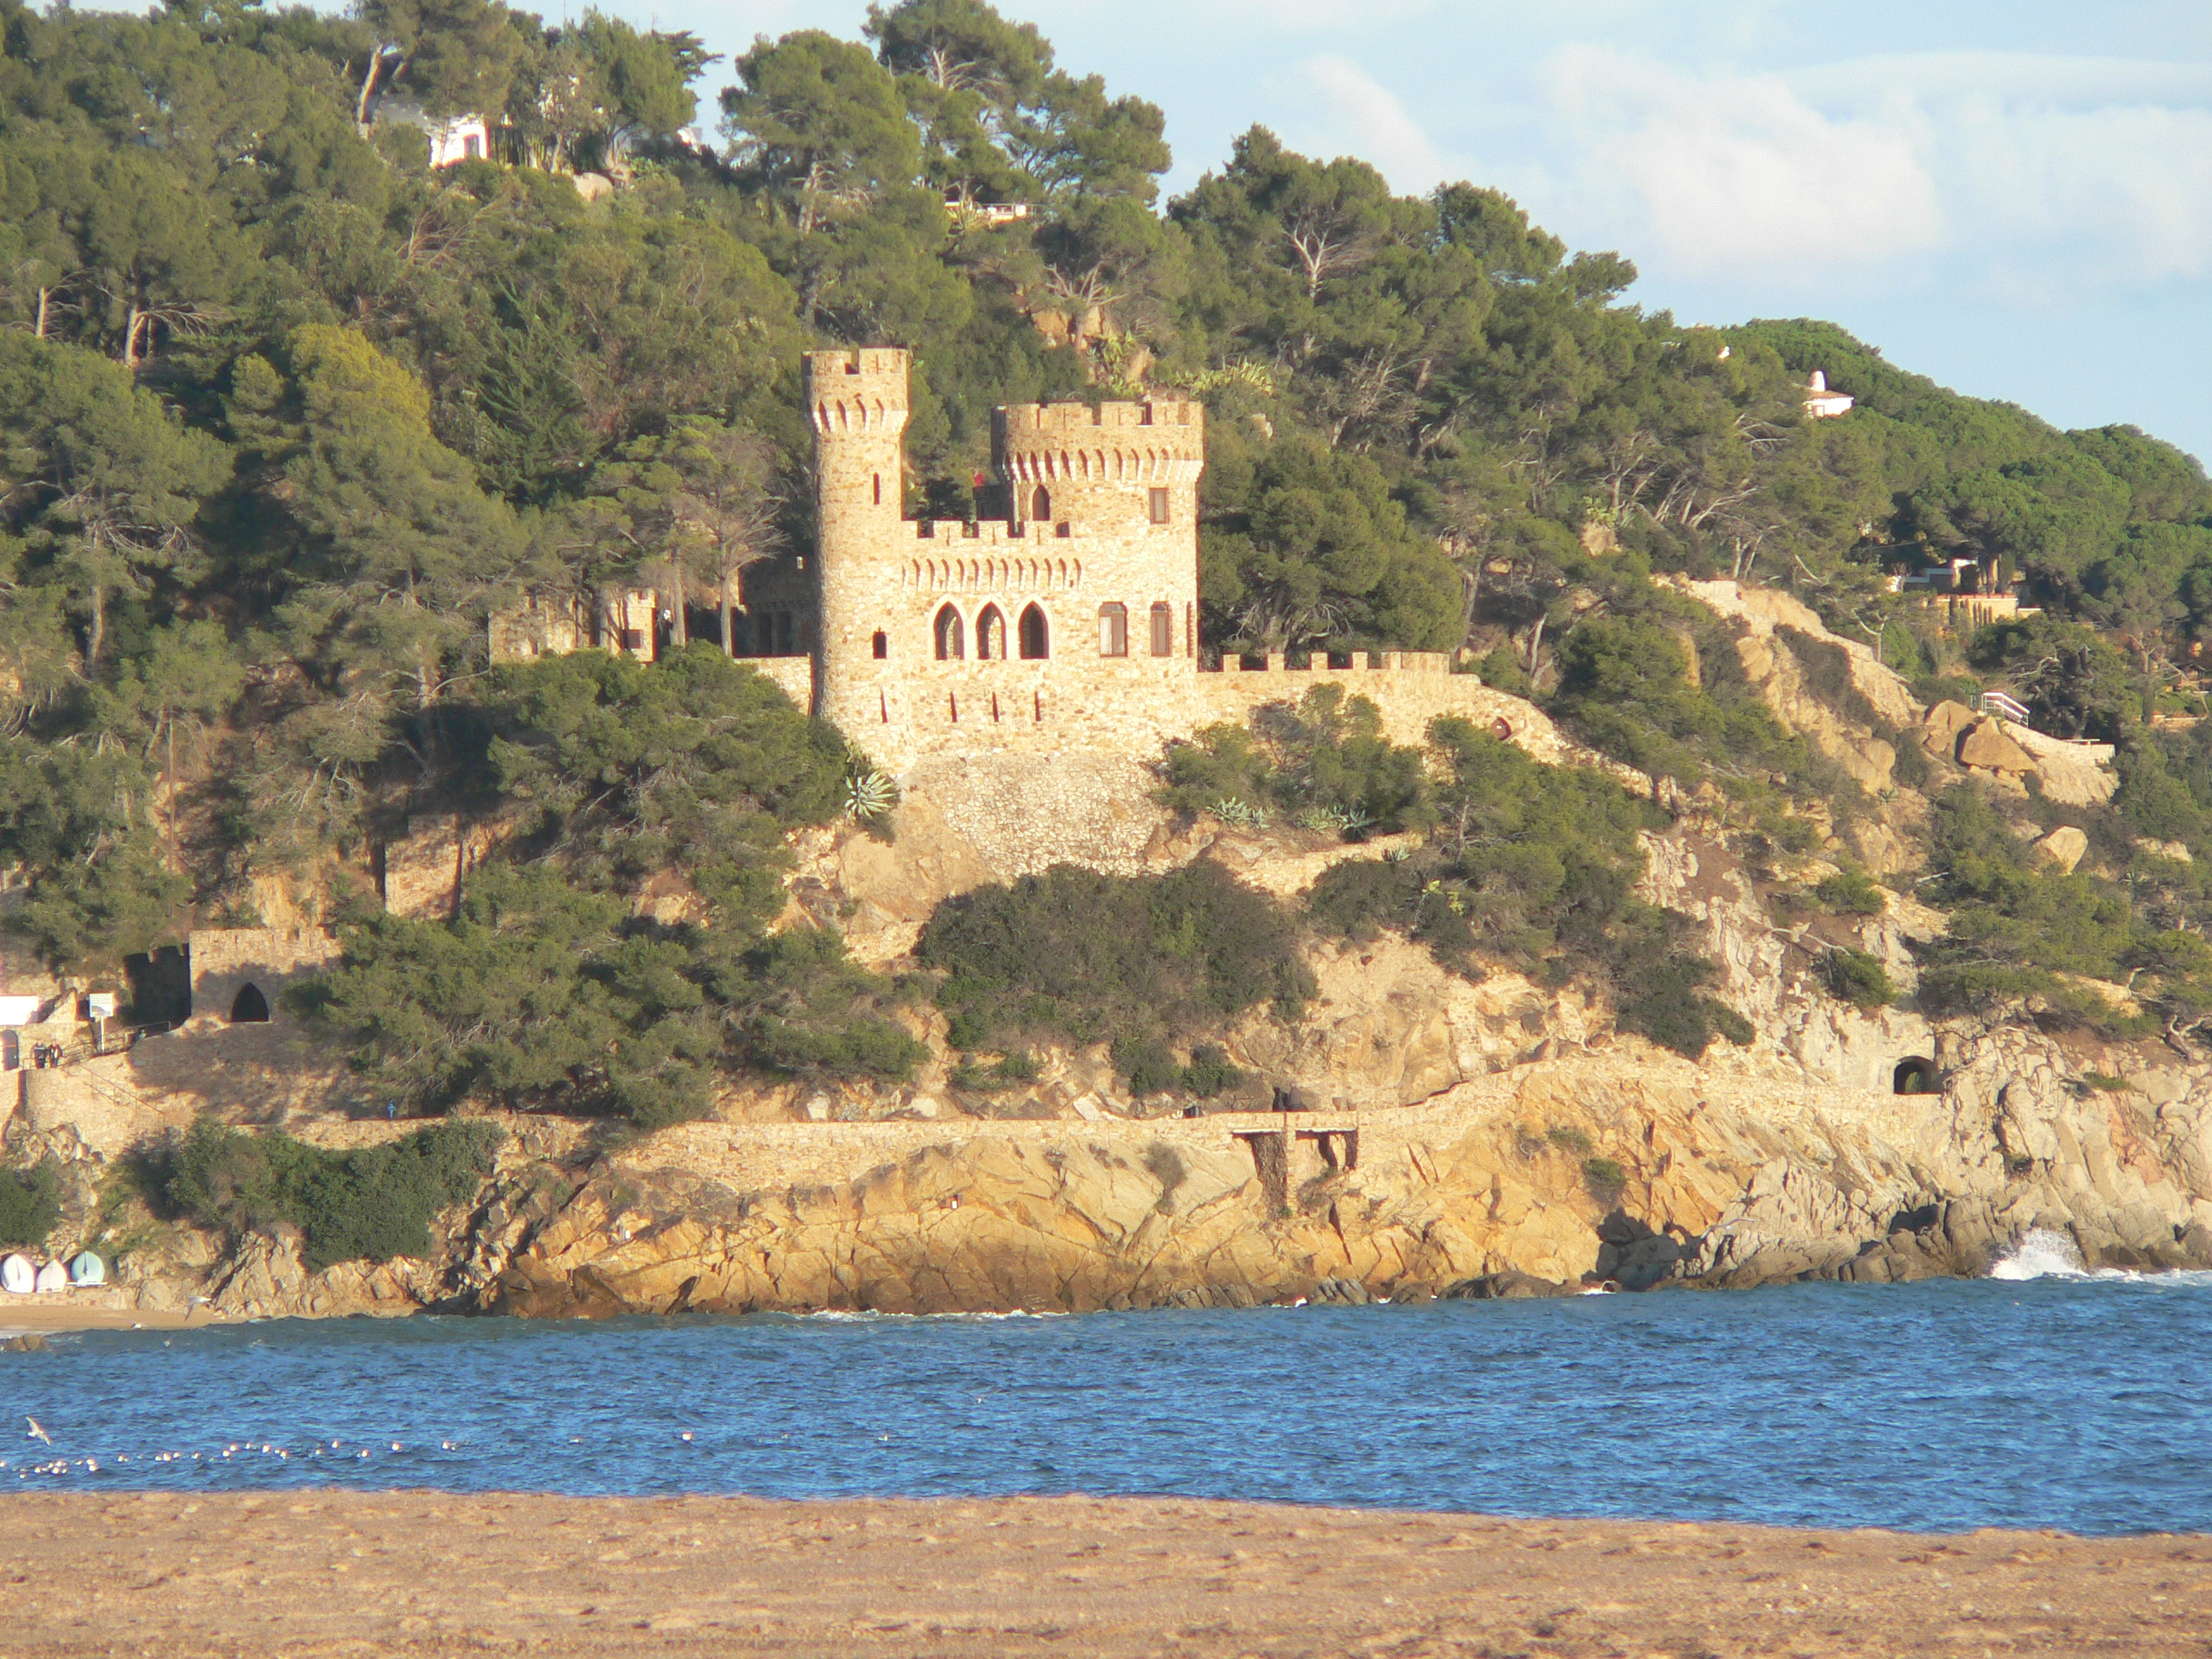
[1979,690,2031,725]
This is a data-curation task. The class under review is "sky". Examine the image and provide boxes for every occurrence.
[604,0,2212,464]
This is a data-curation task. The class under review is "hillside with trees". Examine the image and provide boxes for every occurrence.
[5,0,2212,1111]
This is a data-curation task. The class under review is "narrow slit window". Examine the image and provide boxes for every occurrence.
[872,630,889,660]
[873,474,883,505]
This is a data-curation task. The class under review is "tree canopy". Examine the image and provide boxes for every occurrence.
[0,0,2207,1077]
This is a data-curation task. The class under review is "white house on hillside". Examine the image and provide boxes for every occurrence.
[1802,370,1855,419]
[367,95,493,167]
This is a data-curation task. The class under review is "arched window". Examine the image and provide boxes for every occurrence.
[1098,602,1128,658]
[976,604,1006,661]
[1149,601,1173,657]
[1019,603,1049,659]
[1148,486,1170,524]
[934,604,965,660]
[872,630,889,660]
[1030,485,1052,522]
[230,983,270,1024]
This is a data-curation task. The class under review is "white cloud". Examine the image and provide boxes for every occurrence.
[1945,99,2212,293]
[1292,54,1449,187]
[1545,46,1945,279]
[1532,45,2212,298]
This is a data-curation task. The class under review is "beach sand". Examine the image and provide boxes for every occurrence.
[0,1300,210,1336]
[1,1491,2205,1656]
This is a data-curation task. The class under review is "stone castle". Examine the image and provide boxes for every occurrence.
[496,347,1553,772]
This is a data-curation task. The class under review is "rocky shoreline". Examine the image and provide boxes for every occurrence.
[16,1010,2207,1327]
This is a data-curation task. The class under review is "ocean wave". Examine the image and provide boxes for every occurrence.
[1989,1228,2212,1286]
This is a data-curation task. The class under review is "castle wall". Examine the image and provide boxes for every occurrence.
[186,927,344,1032]
[1191,655,1604,771]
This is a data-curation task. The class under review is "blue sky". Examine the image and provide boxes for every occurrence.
[609,0,2212,463]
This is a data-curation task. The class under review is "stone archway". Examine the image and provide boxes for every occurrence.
[1893,1056,1939,1095]
[230,982,270,1024]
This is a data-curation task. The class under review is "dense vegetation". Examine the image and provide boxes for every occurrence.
[918,860,1308,1095]
[296,647,924,1124]
[0,0,2209,1103]
[160,1116,501,1270]
[0,1156,60,1246]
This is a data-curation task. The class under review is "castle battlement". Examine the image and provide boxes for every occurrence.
[807,348,911,435]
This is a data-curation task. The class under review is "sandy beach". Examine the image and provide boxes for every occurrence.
[0,1300,212,1337]
[0,1490,2203,1656]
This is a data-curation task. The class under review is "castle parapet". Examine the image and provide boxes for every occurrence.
[806,347,911,435]
[1200,649,1452,675]
[995,400,1205,487]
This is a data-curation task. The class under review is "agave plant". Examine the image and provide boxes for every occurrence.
[844,767,896,820]
[1297,803,1374,836]
[1211,796,1269,829]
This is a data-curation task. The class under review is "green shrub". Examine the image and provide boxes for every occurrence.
[1546,1125,1592,1154]
[163,1118,503,1273]
[1472,642,1530,696]
[1180,1044,1246,1097]
[1159,687,1431,835]
[1611,926,1755,1058]
[1822,948,1897,1009]
[920,861,1312,1090]
[0,1160,61,1249]
[1814,865,1887,915]
[1582,1156,1627,1205]
[1303,722,1746,1055]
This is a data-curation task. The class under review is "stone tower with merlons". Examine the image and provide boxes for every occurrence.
[805,346,1206,769]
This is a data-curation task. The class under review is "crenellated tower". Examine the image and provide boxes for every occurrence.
[806,347,912,734]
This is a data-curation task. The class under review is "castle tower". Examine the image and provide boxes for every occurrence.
[993,400,1205,539]
[806,347,911,734]
[993,399,1205,659]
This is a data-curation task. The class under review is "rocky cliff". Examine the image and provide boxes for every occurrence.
[10,584,2212,1322]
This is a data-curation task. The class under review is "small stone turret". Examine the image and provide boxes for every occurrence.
[994,399,1205,532]
[807,348,912,733]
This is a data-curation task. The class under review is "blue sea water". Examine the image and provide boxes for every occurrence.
[5,1267,2209,1536]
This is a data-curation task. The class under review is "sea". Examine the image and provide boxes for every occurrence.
[5,1231,2209,1536]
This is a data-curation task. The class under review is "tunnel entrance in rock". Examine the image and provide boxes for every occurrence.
[1893,1056,1939,1095]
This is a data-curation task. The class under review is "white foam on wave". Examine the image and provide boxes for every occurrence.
[1990,1228,2089,1281]
[1989,1227,2212,1287]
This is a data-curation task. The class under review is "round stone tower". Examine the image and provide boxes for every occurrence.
[806,347,911,734]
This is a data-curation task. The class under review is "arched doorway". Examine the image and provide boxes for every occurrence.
[230,983,270,1024]
[934,604,965,660]
[976,604,1006,661]
[1893,1056,1939,1095]
[1030,485,1052,523]
[1019,603,1049,660]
